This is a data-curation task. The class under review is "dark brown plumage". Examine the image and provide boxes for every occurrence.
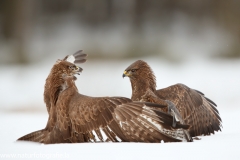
[17,53,192,144]
[123,60,222,137]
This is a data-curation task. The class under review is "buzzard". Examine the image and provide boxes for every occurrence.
[18,52,192,144]
[123,60,222,137]
[44,50,87,115]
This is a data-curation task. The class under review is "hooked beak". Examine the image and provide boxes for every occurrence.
[122,70,128,78]
[75,66,83,75]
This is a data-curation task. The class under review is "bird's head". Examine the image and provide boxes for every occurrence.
[54,60,83,77]
[122,60,156,90]
[44,50,87,108]
[52,50,87,79]
[123,60,151,79]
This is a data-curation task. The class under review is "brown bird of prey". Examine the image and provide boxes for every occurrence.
[123,60,222,137]
[17,52,192,144]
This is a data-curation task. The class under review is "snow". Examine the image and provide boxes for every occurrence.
[0,57,240,159]
[0,108,240,160]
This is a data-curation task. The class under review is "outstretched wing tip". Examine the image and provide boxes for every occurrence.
[63,50,88,64]
[74,59,87,64]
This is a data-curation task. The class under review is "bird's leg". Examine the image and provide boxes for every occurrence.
[165,100,183,128]
[141,90,185,128]
[171,111,177,127]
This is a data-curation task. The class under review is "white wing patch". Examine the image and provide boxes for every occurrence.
[99,128,108,141]
[66,55,75,63]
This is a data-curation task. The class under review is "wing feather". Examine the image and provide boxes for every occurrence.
[157,83,222,137]
[63,50,87,64]
[68,97,128,142]
[67,95,191,142]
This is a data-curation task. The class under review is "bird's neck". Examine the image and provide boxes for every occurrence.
[130,77,156,101]
[44,74,78,131]
[61,77,79,97]
[44,73,64,108]
[56,78,77,112]
[43,72,64,130]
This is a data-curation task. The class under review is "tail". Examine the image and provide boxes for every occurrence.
[17,129,46,143]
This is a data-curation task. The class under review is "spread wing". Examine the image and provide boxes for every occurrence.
[62,96,192,143]
[156,83,222,137]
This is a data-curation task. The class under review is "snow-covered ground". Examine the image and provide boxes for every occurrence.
[0,57,240,159]
[0,108,239,160]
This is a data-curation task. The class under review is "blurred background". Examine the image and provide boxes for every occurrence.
[0,0,240,112]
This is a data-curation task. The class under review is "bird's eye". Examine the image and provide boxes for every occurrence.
[69,66,74,69]
[131,69,136,72]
